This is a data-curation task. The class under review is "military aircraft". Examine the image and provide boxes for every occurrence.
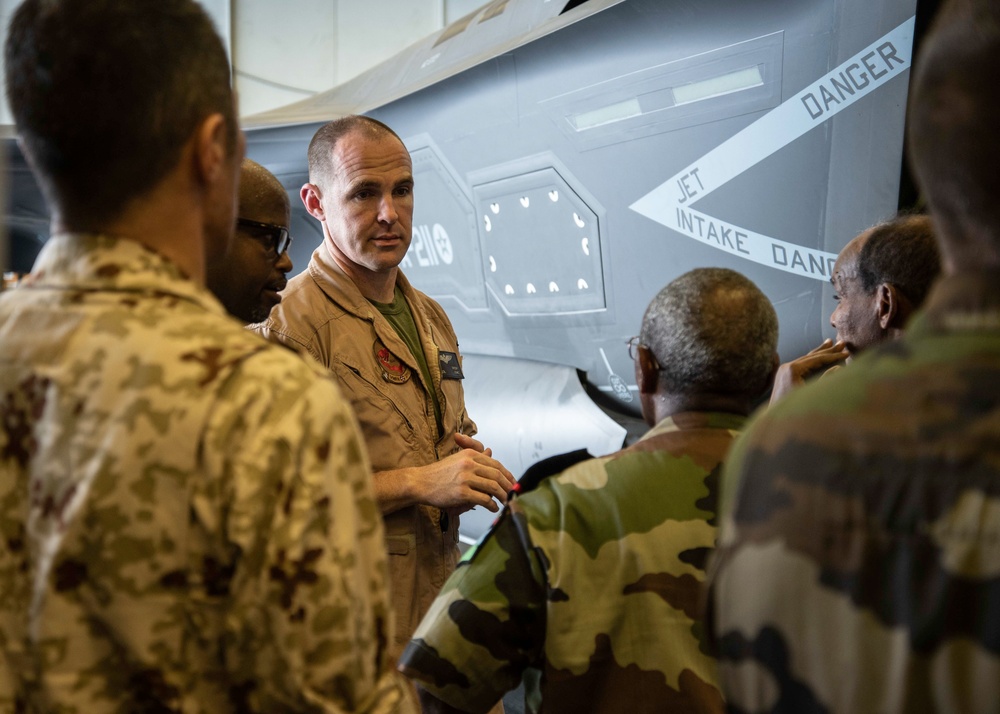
[242,0,929,540]
[2,0,932,541]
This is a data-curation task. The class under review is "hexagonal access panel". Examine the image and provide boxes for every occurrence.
[402,144,488,310]
[473,166,607,315]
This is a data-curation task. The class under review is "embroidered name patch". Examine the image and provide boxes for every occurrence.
[374,341,411,384]
[438,351,464,380]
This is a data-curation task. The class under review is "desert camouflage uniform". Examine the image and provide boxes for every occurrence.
[400,412,739,714]
[0,235,415,713]
[706,272,1000,713]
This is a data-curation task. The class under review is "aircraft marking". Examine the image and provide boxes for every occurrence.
[599,347,633,402]
[630,17,915,281]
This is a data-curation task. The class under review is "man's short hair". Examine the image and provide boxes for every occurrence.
[907,0,1000,259]
[640,268,778,398]
[857,214,940,306]
[4,0,237,224]
[307,115,403,190]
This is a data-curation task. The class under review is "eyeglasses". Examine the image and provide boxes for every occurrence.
[626,335,641,360]
[236,217,292,256]
[627,336,663,371]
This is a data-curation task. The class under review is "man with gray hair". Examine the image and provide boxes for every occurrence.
[770,213,940,403]
[399,267,779,714]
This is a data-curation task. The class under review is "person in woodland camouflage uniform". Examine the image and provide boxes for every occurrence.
[399,268,780,714]
[705,1,1000,711]
[207,158,294,324]
[0,1,413,712]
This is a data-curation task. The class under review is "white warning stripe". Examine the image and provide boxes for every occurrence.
[673,206,838,279]
[630,17,915,281]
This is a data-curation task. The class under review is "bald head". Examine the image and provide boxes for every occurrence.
[240,158,290,220]
[206,158,293,323]
[908,0,1000,271]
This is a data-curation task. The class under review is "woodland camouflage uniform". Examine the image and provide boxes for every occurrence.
[0,235,414,713]
[400,411,738,714]
[706,272,1000,713]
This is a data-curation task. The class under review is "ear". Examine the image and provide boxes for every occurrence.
[767,351,780,391]
[637,345,660,395]
[194,113,229,186]
[301,183,325,220]
[877,283,901,330]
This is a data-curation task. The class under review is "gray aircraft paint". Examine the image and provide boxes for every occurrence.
[2,0,920,540]
[244,0,916,393]
[631,17,914,280]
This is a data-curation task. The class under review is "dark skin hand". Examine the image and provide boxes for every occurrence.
[769,338,849,406]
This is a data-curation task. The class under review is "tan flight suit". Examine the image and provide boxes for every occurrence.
[254,241,473,659]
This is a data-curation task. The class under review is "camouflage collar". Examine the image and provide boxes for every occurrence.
[24,233,226,317]
[642,411,747,441]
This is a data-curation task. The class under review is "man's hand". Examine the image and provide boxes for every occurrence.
[769,338,849,406]
[374,435,516,515]
[454,432,492,456]
[417,437,516,514]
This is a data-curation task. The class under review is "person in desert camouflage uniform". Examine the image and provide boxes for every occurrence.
[705,1,1000,711]
[399,268,780,714]
[0,1,413,712]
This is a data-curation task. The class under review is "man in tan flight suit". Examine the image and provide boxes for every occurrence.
[254,116,515,672]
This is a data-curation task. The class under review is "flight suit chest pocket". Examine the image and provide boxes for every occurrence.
[333,358,420,460]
